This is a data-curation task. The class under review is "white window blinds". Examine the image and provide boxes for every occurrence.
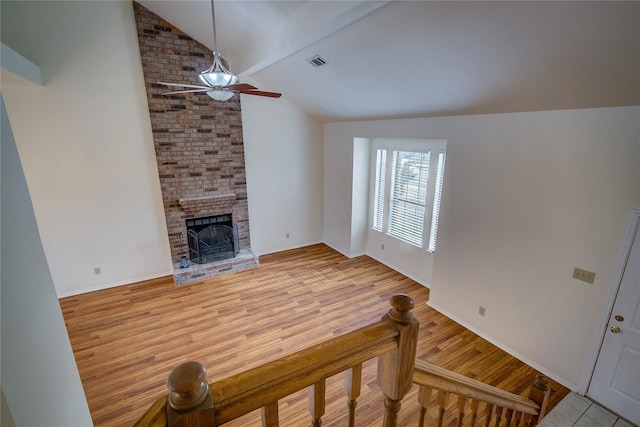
[389,151,430,246]
[371,143,446,252]
[428,152,446,252]
[372,148,387,232]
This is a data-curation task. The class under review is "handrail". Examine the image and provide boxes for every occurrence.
[412,359,550,426]
[210,320,399,424]
[134,397,166,427]
[413,359,540,415]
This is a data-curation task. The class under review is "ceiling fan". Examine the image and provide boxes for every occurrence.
[158,0,281,101]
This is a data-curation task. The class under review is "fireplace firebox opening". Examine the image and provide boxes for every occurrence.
[186,214,238,264]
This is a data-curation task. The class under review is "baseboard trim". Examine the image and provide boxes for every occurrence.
[348,251,367,258]
[56,271,174,298]
[255,240,323,257]
[427,300,578,392]
[367,252,431,289]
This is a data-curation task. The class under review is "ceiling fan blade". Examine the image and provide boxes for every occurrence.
[157,81,210,90]
[226,83,258,91]
[237,89,282,98]
[162,89,209,95]
[158,81,281,98]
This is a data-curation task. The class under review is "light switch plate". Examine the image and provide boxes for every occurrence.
[573,267,595,284]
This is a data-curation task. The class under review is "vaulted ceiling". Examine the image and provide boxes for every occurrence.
[139,1,640,122]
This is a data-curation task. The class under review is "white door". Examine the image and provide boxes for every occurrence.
[588,211,640,425]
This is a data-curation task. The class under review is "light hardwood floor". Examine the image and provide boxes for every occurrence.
[60,244,568,426]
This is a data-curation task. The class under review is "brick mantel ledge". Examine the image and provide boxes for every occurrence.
[178,193,236,214]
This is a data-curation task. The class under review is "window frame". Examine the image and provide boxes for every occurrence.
[369,138,446,253]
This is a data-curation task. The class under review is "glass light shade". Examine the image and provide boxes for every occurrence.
[199,51,238,87]
[206,90,235,101]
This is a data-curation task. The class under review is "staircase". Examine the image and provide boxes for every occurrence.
[135,295,549,427]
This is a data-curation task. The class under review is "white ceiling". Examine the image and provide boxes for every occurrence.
[138,0,640,122]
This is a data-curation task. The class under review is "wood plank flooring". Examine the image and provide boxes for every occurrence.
[60,244,568,426]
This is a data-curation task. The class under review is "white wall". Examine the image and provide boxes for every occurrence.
[1,95,93,426]
[242,91,324,255]
[323,106,640,390]
[1,389,16,427]
[1,1,172,296]
[323,125,357,255]
[350,138,370,256]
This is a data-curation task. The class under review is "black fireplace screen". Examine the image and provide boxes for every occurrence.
[186,214,238,264]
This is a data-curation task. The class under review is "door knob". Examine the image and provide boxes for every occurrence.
[610,325,621,334]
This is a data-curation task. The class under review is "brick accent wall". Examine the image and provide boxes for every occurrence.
[133,2,257,282]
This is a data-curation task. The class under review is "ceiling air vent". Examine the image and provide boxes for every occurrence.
[307,55,328,68]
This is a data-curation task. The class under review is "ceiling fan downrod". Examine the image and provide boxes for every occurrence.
[210,0,218,53]
[198,0,237,92]
[157,0,281,100]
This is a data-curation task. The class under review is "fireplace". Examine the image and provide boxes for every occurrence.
[171,193,259,285]
[186,214,238,264]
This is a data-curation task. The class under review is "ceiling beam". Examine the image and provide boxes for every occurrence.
[237,1,390,78]
[1,42,43,86]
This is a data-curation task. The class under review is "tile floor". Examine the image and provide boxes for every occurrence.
[539,392,637,427]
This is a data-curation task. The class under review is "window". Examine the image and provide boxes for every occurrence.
[428,152,446,252]
[372,148,387,231]
[372,140,446,252]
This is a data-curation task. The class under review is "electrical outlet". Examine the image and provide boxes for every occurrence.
[381,243,385,250]
[285,232,290,238]
[94,267,102,275]
[479,306,486,316]
[572,267,595,284]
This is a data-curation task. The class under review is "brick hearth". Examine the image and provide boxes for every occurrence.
[133,2,258,284]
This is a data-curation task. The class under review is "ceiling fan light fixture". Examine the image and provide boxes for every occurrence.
[199,51,238,87]
[158,0,280,100]
[206,89,235,101]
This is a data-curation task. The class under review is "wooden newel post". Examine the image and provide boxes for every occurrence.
[527,374,550,426]
[377,294,420,427]
[166,361,216,427]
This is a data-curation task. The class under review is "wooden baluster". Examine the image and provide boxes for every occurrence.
[513,410,523,427]
[417,385,433,427]
[377,294,419,427]
[261,401,279,427]
[522,412,533,427]
[484,403,494,427]
[166,361,216,427]
[469,399,480,427]
[504,408,513,427]
[383,398,402,427]
[346,364,362,427]
[456,395,467,427]
[527,374,550,426]
[495,406,504,427]
[436,390,450,427]
[308,379,326,427]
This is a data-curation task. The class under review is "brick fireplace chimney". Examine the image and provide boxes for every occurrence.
[133,2,258,285]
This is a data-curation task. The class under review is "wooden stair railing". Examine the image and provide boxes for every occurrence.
[135,294,419,427]
[134,293,550,427]
[412,359,550,427]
